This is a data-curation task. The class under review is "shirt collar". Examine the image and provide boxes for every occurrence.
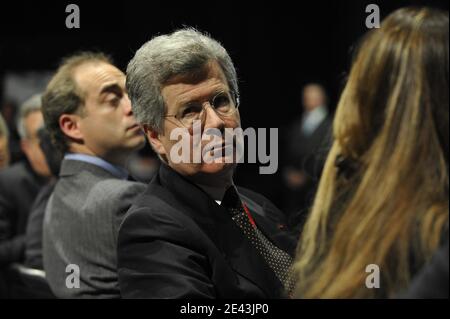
[64,153,129,180]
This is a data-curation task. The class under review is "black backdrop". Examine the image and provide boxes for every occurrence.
[0,0,448,206]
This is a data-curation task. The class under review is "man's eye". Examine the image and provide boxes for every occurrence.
[213,94,230,108]
[110,97,120,106]
[107,94,122,106]
[182,105,201,118]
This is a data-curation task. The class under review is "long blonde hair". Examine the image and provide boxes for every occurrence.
[293,7,449,298]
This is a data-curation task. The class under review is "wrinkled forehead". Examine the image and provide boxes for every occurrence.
[163,60,228,87]
[73,62,125,98]
[161,62,231,116]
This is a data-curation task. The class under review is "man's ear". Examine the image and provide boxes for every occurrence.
[59,114,83,142]
[142,125,166,156]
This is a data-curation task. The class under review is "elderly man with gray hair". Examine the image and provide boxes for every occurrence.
[0,94,50,295]
[117,28,296,299]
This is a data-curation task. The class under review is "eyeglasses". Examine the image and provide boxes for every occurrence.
[164,91,239,128]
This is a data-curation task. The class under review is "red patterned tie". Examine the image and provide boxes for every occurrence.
[221,186,296,295]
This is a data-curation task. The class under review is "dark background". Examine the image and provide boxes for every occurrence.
[0,0,448,207]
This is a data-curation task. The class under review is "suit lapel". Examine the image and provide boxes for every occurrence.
[241,195,297,257]
[156,164,285,297]
[212,205,285,297]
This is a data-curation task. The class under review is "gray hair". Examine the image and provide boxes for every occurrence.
[0,114,9,139]
[126,28,239,133]
[17,93,42,139]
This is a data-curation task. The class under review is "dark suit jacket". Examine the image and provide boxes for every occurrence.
[43,159,146,298]
[0,161,47,266]
[285,116,332,178]
[118,164,297,299]
[24,180,57,270]
[398,233,449,299]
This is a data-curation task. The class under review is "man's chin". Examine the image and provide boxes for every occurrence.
[127,136,146,151]
[198,161,236,175]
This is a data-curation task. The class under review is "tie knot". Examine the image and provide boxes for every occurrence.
[221,186,243,213]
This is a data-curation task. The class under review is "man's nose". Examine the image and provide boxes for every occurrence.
[123,94,133,116]
[203,104,225,130]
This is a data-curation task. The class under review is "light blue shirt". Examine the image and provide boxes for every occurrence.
[301,105,328,136]
[64,153,129,180]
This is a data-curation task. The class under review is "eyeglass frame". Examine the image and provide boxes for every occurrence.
[163,90,240,129]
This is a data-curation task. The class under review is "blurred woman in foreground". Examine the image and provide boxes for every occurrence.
[293,7,449,298]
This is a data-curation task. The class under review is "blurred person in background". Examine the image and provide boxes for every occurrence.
[0,114,10,170]
[283,83,332,234]
[24,127,63,270]
[293,7,449,298]
[0,94,50,266]
[16,95,52,180]
[0,94,51,296]
[0,101,22,164]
